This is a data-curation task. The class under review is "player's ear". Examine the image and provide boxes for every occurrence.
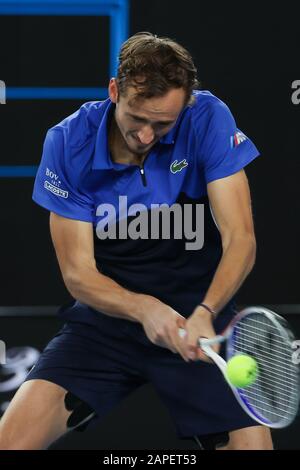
[109,78,118,103]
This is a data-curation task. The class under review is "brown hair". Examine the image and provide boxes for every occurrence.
[116,32,200,105]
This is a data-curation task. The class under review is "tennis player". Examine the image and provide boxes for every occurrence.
[0,32,273,450]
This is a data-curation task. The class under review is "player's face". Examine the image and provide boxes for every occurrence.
[109,79,186,155]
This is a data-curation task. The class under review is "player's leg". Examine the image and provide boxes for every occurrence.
[0,311,148,449]
[217,425,273,450]
[193,425,273,450]
[0,379,74,450]
[0,302,150,450]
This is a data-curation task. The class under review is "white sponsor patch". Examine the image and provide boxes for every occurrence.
[46,167,59,181]
[44,180,68,198]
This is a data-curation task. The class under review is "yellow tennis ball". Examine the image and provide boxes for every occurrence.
[226,354,258,388]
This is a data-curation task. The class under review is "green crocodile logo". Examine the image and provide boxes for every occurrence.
[170,159,188,174]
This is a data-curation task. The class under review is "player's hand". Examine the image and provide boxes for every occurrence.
[177,306,220,363]
[139,300,190,360]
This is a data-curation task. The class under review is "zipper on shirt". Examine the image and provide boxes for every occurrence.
[138,151,152,187]
[139,165,147,187]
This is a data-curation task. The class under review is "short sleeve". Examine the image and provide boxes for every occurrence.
[199,101,260,184]
[32,129,94,222]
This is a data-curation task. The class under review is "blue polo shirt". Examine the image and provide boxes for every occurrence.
[33,90,260,318]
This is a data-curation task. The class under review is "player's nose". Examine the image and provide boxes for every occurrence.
[137,126,155,145]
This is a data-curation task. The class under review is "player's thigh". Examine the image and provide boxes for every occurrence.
[0,379,72,450]
[219,425,273,450]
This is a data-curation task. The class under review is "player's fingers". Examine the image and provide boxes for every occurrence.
[156,326,181,355]
[179,330,199,361]
[176,316,187,331]
[175,319,193,361]
[172,325,191,362]
[195,348,213,363]
[169,330,188,361]
[196,337,220,363]
[166,334,178,354]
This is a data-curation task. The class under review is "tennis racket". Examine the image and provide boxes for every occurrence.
[179,306,300,428]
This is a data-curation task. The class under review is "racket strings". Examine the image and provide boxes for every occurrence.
[242,390,297,413]
[233,333,295,379]
[234,326,296,383]
[235,323,293,351]
[231,312,299,427]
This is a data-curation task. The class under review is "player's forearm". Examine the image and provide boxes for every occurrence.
[201,233,256,314]
[65,266,159,323]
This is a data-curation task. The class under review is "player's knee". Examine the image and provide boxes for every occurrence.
[0,391,96,450]
[0,425,19,450]
[227,426,273,450]
[0,417,11,449]
[0,432,7,450]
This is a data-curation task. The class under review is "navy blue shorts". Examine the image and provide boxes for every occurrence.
[25,301,257,439]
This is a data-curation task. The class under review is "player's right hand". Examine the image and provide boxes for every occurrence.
[140,300,191,361]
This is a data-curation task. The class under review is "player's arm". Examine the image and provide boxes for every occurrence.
[179,168,256,361]
[201,168,256,314]
[49,212,161,323]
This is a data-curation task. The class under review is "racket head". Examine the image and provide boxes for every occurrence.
[226,306,300,428]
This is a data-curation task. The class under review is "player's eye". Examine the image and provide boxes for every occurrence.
[157,122,172,127]
[131,116,145,123]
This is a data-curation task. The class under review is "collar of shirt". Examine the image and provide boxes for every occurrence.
[92,98,179,171]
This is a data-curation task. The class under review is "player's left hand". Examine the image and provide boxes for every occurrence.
[176,306,220,363]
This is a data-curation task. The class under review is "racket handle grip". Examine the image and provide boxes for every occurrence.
[178,329,225,347]
[199,336,225,347]
[178,329,227,373]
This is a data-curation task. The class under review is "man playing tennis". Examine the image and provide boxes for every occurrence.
[0,32,273,450]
